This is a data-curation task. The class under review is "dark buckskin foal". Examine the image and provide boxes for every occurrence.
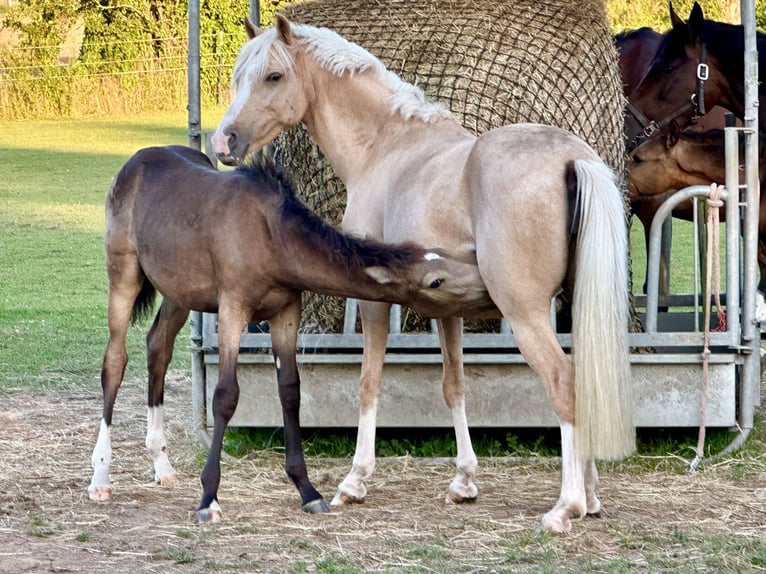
[88,145,490,522]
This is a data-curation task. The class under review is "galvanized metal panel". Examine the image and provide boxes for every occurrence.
[205,360,736,429]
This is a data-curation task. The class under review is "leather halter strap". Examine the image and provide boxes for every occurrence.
[626,43,709,143]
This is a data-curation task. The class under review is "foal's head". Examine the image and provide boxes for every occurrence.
[627,123,724,198]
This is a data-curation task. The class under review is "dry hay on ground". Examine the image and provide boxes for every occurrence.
[0,375,763,573]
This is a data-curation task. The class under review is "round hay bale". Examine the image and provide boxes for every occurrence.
[273,0,625,333]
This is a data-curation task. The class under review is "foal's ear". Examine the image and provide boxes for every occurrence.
[244,16,261,39]
[363,266,394,285]
[275,14,294,45]
[687,2,704,41]
[666,122,680,149]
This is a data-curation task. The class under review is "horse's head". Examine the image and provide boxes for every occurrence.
[369,250,493,318]
[627,122,722,199]
[212,15,309,165]
[626,2,729,141]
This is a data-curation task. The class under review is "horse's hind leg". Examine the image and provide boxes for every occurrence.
[270,299,329,513]
[332,301,391,506]
[89,255,142,502]
[438,317,478,503]
[145,298,189,487]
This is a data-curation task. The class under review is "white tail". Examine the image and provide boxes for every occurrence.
[571,159,635,460]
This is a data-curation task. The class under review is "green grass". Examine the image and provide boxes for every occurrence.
[0,110,225,388]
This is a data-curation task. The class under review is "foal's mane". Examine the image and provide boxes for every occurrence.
[232,21,451,123]
[237,156,422,269]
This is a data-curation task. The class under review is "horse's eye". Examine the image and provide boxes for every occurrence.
[429,278,444,289]
[266,72,282,83]
[631,155,643,164]
[662,65,674,74]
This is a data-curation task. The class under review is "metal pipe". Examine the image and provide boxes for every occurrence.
[738,0,760,435]
[187,0,201,151]
[724,116,741,337]
[645,185,729,332]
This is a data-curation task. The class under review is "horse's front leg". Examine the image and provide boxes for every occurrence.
[197,306,247,523]
[144,299,189,488]
[437,317,478,503]
[270,299,329,513]
[331,301,390,506]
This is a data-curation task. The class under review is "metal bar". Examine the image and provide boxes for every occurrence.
[645,185,729,332]
[187,0,201,151]
[343,299,358,334]
[738,0,760,434]
[723,117,741,335]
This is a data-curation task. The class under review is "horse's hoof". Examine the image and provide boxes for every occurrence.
[330,490,364,506]
[445,491,478,504]
[197,500,223,523]
[302,498,331,514]
[88,486,113,502]
[539,512,571,534]
[157,473,179,487]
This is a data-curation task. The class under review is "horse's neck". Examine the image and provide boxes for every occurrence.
[707,25,764,125]
[301,69,463,185]
[300,72,400,182]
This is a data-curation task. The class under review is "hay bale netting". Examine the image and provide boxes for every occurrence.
[273,0,626,334]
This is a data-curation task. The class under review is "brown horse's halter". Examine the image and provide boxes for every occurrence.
[626,43,709,143]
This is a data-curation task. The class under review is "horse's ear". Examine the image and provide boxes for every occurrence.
[244,16,261,40]
[363,266,394,285]
[687,2,704,41]
[275,14,293,45]
[666,122,680,148]
[669,2,685,30]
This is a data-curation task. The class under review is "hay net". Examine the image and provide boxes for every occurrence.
[273,0,626,334]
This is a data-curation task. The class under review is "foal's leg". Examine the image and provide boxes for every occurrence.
[270,299,329,513]
[197,304,247,523]
[144,298,189,487]
[438,317,478,503]
[331,301,391,506]
[89,257,142,501]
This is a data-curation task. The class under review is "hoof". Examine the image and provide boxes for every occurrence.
[446,480,478,504]
[540,512,571,534]
[157,473,179,487]
[88,486,113,502]
[302,498,331,514]
[197,500,223,523]
[330,490,365,506]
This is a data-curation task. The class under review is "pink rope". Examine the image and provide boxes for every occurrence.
[691,183,726,471]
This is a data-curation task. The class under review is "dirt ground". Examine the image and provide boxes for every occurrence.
[0,374,764,574]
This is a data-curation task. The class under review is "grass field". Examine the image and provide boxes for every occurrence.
[0,110,202,388]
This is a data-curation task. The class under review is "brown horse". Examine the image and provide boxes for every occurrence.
[212,16,634,533]
[627,125,766,319]
[87,145,490,522]
[615,25,732,151]
[627,2,766,138]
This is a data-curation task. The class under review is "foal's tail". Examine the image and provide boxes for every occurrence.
[131,277,157,325]
[569,159,635,460]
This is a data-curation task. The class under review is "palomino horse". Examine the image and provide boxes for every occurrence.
[627,2,766,139]
[627,124,766,319]
[88,145,491,522]
[212,16,634,533]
